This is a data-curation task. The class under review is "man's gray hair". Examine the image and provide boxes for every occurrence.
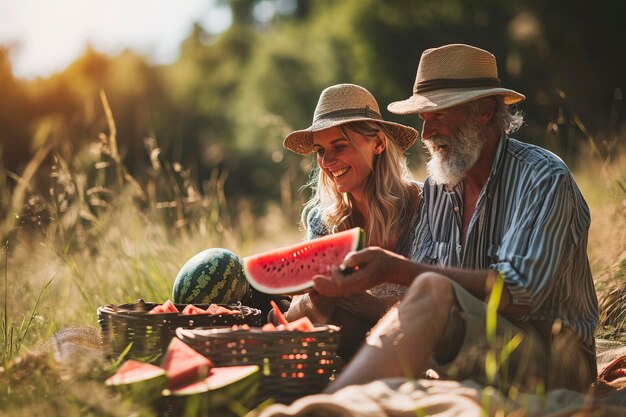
[468,96,524,134]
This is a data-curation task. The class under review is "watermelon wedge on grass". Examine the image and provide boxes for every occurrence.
[105,340,260,413]
[243,227,364,295]
[105,359,168,402]
[161,338,213,389]
[163,365,260,415]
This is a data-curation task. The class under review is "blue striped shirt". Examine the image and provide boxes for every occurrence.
[410,136,599,348]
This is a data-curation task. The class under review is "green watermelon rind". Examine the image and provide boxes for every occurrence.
[242,227,365,295]
[105,360,169,403]
[172,248,250,305]
[163,365,260,412]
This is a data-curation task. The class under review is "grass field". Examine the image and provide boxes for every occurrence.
[1,114,625,416]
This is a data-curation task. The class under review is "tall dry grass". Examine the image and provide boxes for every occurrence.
[0,93,301,416]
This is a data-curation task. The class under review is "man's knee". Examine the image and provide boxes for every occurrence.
[404,271,455,308]
[397,272,457,336]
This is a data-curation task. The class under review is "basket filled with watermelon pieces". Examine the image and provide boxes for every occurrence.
[104,336,261,416]
[177,300,341,405]
[98,299,262,362]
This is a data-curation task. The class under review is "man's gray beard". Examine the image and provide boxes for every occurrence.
[425,123,484,187]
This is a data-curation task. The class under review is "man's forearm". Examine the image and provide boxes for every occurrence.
[389,260,523,314]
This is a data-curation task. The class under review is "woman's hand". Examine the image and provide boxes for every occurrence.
[312,247,408,297]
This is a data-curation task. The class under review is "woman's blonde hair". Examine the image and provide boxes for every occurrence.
[301,121,419,249]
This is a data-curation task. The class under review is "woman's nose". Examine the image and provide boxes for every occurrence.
[321,151,336,167]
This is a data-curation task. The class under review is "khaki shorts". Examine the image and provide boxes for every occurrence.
[431,281,596,392]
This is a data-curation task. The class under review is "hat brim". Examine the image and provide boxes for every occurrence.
[388,87,525,115]
[283,115,419,155]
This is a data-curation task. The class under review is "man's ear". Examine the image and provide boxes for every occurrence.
[473,97,496,126]
[374,133,387,154]
[475,99,496,126]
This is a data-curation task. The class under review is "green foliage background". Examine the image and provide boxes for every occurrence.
[2,0,624,216]
[0,2,625,415]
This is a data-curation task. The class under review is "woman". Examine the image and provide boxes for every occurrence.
[282,83,422,359]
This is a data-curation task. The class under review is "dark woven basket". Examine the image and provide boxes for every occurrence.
[176,325,341,405]
[98,299,262,362]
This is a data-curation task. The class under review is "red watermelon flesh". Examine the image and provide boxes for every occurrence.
[147,299,179,314]
[262,322,277,331]
[243,227,364,294]
[277,316,316,332]
[181,304,206,315]
[105,359,166,386]
[205,304,236,315]
[161,299,179,312]
[105,359,169,403]
[161,338,213,389]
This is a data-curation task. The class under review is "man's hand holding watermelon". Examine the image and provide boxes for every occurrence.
[312,247,409,297]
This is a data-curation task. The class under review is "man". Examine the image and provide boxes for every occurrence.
[314,44,599,393]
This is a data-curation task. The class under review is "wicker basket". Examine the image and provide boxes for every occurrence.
[176,325,341,405]
[98,299,262,362]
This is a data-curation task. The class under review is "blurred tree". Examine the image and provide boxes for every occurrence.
[508,0,626,161]
[0,47,36,174]
[1,0,624,214]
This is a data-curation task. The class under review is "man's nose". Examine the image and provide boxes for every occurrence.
[421,120,436,141]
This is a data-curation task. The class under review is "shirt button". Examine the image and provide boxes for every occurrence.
[453,206,460,212]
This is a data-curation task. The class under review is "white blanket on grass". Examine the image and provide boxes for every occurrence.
[253,378,626,417]
[253,340,626,417]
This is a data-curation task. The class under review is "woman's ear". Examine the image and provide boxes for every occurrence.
[374,133,387,155]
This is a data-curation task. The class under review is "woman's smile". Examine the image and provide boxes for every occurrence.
[331,167,350,178]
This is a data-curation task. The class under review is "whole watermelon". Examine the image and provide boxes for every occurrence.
[172,248,250,305]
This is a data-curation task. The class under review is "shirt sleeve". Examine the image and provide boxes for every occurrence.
[490,172,587,310]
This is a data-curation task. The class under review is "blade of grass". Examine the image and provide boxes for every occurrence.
[2,241,7,358]
[1,144,51,242]
[485,272,504,386]
[15,276,54,355]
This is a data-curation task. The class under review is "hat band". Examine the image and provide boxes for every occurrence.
[314,106,382,123]
[415,77,501,93]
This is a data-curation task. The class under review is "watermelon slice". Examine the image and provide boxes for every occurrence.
[163,365,259,396]
[161,338,213,389]
[276,316,316,332]
[181,304,206,315]
[105,359,168,401]
[147,299,179,314]
[163,365,260,414]
[205,303,236,315]
[243,227,364,294]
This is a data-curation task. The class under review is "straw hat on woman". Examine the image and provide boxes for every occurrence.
[282,83,422,359]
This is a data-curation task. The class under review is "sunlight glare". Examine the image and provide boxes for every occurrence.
[0,0,232,79]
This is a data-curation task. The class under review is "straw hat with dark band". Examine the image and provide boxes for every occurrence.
[283,84,419,155]
[388,44,525,115]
